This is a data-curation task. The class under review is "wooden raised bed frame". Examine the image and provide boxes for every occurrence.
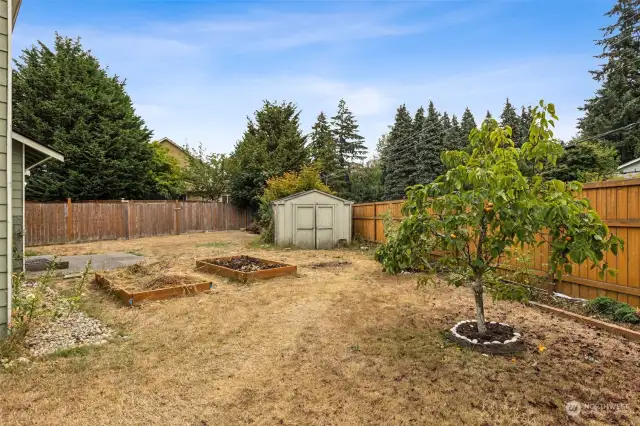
[94,273,214,306]
[196,256,297,283]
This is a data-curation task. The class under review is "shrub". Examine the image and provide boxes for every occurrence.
[586,296,640,324]
[258,165,333,243]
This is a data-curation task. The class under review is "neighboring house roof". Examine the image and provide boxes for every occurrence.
[618,156,640,173]
[13,132,64,171]
[272,189,353,205]
[158,137,189,155]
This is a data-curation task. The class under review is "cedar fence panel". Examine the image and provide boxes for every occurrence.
[353,178,640,307]
[25,199,253,246]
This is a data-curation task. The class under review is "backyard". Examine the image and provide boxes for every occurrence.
[1,230,639,425]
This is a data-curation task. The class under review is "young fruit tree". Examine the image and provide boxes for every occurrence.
[376,101,622,334]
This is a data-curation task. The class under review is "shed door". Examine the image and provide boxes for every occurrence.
[315,204,335,249]
[294,205,315,249]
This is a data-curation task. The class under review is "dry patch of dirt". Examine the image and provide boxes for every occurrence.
[306,260,352,269]
[209,255,284,272]
[2,231,639,425]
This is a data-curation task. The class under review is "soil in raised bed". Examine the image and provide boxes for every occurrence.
[211,256,285,272]
[104,259,207,292]
[457,322,515,344]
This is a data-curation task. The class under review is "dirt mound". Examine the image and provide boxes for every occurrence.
[212,256,284,272]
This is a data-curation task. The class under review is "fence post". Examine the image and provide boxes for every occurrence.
[122,199,130,239]
[174,200,181,235]
[66,198,73,242]
[373,202,377,243]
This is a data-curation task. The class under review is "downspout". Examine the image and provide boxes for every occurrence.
[6,0,13,328]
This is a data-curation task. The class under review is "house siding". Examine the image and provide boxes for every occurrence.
[12,140,22,271]
[0,0,9,338]
[159,140,189,168]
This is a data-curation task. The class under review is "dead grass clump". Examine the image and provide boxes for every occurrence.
[145,274,199,290]
[307,260,351,269]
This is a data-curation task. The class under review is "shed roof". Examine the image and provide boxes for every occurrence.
[618,156,640,171]
[272,189,353,205]
[13,132,64,170]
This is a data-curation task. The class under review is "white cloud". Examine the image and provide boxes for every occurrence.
[12,3,594,157]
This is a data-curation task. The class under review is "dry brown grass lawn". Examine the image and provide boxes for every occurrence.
[1,231,639,425]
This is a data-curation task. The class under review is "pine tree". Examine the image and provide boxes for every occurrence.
[415,101,444,184]
[383,105,415,200]
[331,99,368,167]
[309,112,339,185]
[13,34,157,200]
[519,106,534,145]
[499,98,522,146]
[445,114,463,151]
[460,107,477,148]
[578,0,640,163]
[441,112,452,134]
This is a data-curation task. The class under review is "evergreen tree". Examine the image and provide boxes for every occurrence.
[543,140,619,182]
[13,34,157,200]
[578,0,640,163]
[309,112,339,185]
[229,100,307,209]
[331,99,368,167]
[445,114,463,151]
[415,101,444,184]
[499,98,522,146]
[441,112,452,134]
[519,106,534,145]
[460,107,477,148]
[383,105,415,200]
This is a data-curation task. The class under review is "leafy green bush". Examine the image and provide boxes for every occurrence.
[586,296,640,324]
[258,165,333,243]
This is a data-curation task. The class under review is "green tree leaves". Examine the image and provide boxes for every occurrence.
[14,34,158,200]
[376,100,623,331]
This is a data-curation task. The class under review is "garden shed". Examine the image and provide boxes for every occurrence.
[272,190,353,249]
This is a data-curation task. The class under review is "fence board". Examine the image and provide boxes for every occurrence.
[352,178,640,307]
[25,200,252,246]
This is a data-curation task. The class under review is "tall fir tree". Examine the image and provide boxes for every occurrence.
[13,34,157,200]
[308,112,339,185]
[460,107,477,148]
[519,106,534,146]
[383,105,415,200]
[331,99,368,167]
[499,98,523,146]
[415,101,444,184]
[230,100,307,210]
[578,0,640,162]
[445,114,463,151]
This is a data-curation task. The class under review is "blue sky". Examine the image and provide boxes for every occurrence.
[13,0,613,155]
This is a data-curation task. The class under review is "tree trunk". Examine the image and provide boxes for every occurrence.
[473,276,487,334]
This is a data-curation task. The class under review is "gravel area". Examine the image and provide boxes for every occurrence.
[25,311,113,357]
[16,284,114,358]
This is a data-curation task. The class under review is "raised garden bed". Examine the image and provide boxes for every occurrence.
[94,260,214,305]
[196,255,296,283]
[448,320,525,354]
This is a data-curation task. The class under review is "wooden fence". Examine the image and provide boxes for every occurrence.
[353,179,640,307]
[25,199,253,246]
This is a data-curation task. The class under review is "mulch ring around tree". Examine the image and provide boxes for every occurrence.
[449,320,526,355]
[211,255,285,272]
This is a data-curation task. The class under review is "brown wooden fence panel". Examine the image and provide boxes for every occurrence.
[353,179,640,307]
[25,199,252,246]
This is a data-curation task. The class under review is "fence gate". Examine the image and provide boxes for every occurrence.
[293,204,335,249]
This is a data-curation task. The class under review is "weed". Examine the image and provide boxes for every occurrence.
[50,346,90,358]
[196,241,231,248]
[126,250,144,256]
[59,259,92,315]
[24,249,42,257]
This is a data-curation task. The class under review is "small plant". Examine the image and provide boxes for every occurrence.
[24,249,41,257]
[60,259,92,315]
[0,260,57,358]
[586,297,640,324]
